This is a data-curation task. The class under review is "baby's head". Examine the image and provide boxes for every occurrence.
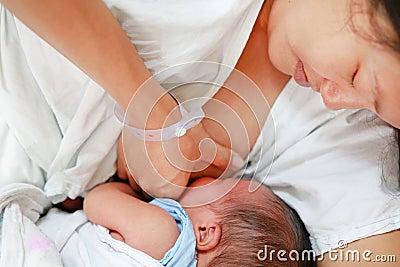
[179,178,314,267]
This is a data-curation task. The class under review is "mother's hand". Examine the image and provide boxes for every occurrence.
[117,119,243,200]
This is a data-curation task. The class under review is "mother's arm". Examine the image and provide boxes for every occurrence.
[1,0,236,199]
[318,230,400,266]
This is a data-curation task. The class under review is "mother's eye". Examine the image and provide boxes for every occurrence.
[350,68,358,87]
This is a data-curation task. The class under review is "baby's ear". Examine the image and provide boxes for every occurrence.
[195,223,222,251]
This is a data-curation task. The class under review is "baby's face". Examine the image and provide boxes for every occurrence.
[180,178,273,267]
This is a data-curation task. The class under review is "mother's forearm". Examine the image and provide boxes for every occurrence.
[1,0,178,126]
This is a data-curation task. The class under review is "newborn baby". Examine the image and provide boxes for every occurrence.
[84,177,314,266]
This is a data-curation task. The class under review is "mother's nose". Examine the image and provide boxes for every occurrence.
[319,80,370,110]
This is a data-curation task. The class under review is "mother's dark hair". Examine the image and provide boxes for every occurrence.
[365,0,400,189]
[377,0,400,188]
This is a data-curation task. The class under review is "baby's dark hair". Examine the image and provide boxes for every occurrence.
[207,187,315,267]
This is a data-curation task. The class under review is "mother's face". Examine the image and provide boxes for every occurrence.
[267,0,400,128]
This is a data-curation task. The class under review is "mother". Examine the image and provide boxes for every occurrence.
[1,0,399,266]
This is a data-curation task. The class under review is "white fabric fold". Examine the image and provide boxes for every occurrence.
[0,4,122,203]
[0,183,62,267]
[38,209,163,267]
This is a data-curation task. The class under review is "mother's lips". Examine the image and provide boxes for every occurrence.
[293,61,311,87]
